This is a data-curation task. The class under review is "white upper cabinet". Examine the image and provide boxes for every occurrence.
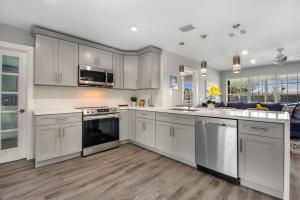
[138,51,161,89]
[79,45,113,69]
[113,53,124,89]
[124,56,138,89]
[35,34,59,85]
[98,49,113,70]
[58,40,78,86]
[79,45,97,66]
[35,34,78,86]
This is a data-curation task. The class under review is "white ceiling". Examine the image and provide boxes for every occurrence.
[1,0,300,71]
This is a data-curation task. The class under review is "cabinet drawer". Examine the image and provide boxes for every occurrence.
[156,112,195,126]
[136,110,155,120]
[36,113,82,126]
[238,120,283,139]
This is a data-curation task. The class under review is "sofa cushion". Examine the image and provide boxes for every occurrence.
[261,103,284,111]
[227,102,245,109]
[293,104,300,119]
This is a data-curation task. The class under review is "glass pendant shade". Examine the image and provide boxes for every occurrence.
[233,55,241,73]
[200,61,207,77]
[179,65,184,79]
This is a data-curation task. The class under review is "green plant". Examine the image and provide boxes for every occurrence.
[130,96,137,102]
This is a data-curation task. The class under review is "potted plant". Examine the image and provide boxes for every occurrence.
[207,84,222,109]
[130,96,138,107]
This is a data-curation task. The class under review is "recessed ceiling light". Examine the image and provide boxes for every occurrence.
[241,50,248,55]
[130,26,138,32]
[178,42,185,46]
[250,59,256,64]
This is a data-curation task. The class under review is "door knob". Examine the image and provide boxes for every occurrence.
[19,109,25,113]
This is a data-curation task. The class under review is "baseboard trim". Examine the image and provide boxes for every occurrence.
[35,152,81,168]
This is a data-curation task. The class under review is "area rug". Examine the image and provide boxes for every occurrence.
[291,139,300,154]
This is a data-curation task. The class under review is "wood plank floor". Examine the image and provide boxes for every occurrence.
[0,144,292,200]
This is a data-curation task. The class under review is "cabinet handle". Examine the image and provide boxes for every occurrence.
[62,128,65,138]
[172,127,175,137]
[59,73,62,83]
[58,127,62,138]
[240,138,243,153]
[54,73,58,83]
[250,127,269,132]
[169,127,172,136]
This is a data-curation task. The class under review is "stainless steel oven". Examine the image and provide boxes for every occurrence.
[79,107,119,156]
[79,65,114,87]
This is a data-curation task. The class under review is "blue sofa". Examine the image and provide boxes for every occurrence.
[225,102,300,139]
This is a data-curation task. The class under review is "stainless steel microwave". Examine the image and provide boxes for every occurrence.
[79,65,114,87]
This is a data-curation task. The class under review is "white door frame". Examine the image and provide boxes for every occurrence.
[0,41,34,160]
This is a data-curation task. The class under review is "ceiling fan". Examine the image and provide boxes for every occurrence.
[273,48,300,65]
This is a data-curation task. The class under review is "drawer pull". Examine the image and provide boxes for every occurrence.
[240,138,243,153]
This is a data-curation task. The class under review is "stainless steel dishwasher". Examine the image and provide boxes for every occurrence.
[196,117,239,184]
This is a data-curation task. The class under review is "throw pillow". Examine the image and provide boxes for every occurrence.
[282,105,296,117]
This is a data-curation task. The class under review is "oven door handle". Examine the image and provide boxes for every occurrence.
[83,114,119,121]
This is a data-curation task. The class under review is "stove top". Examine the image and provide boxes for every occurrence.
[76,106,119,116]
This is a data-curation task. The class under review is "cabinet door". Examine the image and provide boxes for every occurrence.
[135,118,145,144]
[128,110,136,141]
[156,121,173,155]
[35,125,61,162]
[113,53,124,89]
[144,119,156,148]
[138,52,152,89]
[35,34,59,85]
[58,40,78,86]
[124,56,138,89]
[98,49,113,69]
[79,45,97,66]
[119,110,129,141]
[150,51,161,88]
[60,122,82,156]
[239,134,283,193]
[174,124,195,164]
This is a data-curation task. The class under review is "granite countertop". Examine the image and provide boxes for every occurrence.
[119,106,290,124]
[34,109,82,116]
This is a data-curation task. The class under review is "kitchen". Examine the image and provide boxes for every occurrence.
[0,0,299,200]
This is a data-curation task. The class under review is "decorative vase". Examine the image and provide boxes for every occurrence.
[131,102,137,107]
[207,103,215,109]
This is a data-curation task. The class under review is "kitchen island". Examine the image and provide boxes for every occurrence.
[119,106,290,200]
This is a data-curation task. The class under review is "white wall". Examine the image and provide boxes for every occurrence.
[0,23,34,47]
[137,50,221,107]
[34,86,135,110]
[220,61,300,102]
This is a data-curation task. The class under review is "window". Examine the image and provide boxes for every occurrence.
[181,69,198,105]
[227,78,249,102]
[227,73,300,103]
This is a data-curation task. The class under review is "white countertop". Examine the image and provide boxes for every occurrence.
[120,106,290,124]
[34,109,82,116]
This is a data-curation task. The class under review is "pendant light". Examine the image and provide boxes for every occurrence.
[179,65,185,79]
[200,60,207,77]
[233,50,241,73]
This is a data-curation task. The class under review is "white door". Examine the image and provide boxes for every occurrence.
[0,49,26,163]
[156,121,173,155]
[173,124,195,163]
[144,119,156,148]
[135,118,146,144]
[124,56,138,89]
[61,122,82,156]
[119,110,129,141]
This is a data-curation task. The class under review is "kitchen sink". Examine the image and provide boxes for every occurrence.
[169,108,199,112]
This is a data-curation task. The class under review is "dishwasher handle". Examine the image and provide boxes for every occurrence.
[198,121,237,128]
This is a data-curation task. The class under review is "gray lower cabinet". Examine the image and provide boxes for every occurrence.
[119,110,129,141]
[35,34,78,86]
[34,113,82,167]
[156,121,195,165]
[135,117,155,148]
[239,120,283,198]
[113,53,124,89]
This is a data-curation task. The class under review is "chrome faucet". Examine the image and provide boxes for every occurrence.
[184,89,193,110]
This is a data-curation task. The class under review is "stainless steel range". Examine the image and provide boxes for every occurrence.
[77,106,120,156]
